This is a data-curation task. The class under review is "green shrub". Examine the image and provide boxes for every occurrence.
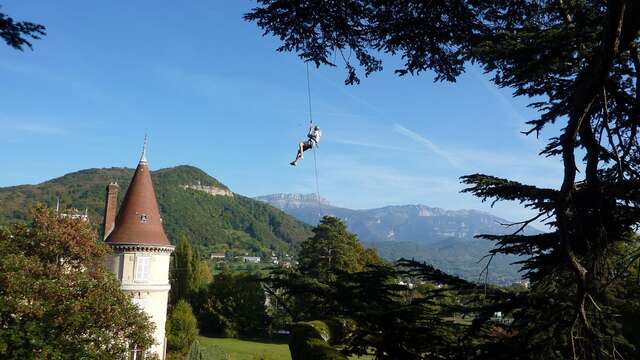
[289,321,347,360]
[187,340,205,360]
[167,300,198,354]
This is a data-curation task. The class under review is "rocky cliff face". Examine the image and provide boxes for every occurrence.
[256,193,329,208]
[180,183,233,197]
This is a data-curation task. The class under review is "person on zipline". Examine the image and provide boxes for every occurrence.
[290,124,321,166]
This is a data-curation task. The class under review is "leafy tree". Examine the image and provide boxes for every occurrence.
[166,300,198,355]
[192,248,213,292]
[200,271,268,338]
[246,1,640,358]
[0,205,154,358]
[0,7,45,50]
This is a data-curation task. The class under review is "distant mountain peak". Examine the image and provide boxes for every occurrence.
[255,193,330,208]
[256,193,539,240]
[255,192,538,284]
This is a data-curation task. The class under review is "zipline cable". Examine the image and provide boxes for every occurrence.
[306,62,313,125]
[306,62,322,219]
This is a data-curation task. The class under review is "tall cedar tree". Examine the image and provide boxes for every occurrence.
[299,216,382,283]
[171,235,195,304]
[246,1,640,359]
[331,265,472,360]
[0,7,45,50]
[265,217,383,322]
[170,235,211,307]
[0,205,154,358]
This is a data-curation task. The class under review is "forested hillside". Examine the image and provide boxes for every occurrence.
[0,166,311,256]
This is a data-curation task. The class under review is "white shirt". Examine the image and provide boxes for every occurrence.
[308,127,322,144]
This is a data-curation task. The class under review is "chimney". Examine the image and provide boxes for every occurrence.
[103,182,119,240]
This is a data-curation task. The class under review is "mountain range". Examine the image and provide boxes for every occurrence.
[256,193,538,284]
[0,166,536,284]
[0,166,311,257]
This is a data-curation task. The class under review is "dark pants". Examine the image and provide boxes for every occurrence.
[295,140,314,161]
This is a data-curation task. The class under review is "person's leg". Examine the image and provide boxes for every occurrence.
[291,142,304,165]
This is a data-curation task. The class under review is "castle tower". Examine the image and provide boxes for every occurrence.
[103,138,173,359]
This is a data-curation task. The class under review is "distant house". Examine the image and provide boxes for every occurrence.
[210,252,226,260]
[510,280,530,289]
[242,256,261,263]
[58,207,90,222]
[491,311,512,325]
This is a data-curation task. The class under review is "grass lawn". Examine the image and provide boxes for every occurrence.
[197,336,291,360]
[197,336,374,360]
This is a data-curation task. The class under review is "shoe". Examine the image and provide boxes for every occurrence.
[290,161,296,166]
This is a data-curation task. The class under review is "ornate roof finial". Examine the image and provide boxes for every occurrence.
[140,134,148,164]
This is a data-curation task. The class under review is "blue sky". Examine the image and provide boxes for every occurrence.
[0,1,563,224]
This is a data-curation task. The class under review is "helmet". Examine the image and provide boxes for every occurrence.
[314,125,320,130]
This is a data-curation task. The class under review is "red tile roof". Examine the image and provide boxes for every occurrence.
[106,155,170,246]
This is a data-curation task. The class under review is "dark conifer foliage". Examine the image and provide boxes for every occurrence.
[0,8,45,50]
[247,1,640,358]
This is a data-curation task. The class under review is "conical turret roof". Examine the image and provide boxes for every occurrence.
[106,139,170,246]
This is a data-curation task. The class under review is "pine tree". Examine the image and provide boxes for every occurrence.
[246,1,640,358]
[299,216,382,283]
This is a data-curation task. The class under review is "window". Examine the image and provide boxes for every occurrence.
[132,297,149,310]
[139,213,149,224]
[135,256,151,282]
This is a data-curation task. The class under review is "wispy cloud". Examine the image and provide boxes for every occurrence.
[0,60,112,104]
[474,71,527,124]
[392,124,462,168]
[472,70,550,148]
[14,123,66,135]
[331,138,419,152]
[311,153,553,229]
[310,154,462,208]
[0,116,67,136]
